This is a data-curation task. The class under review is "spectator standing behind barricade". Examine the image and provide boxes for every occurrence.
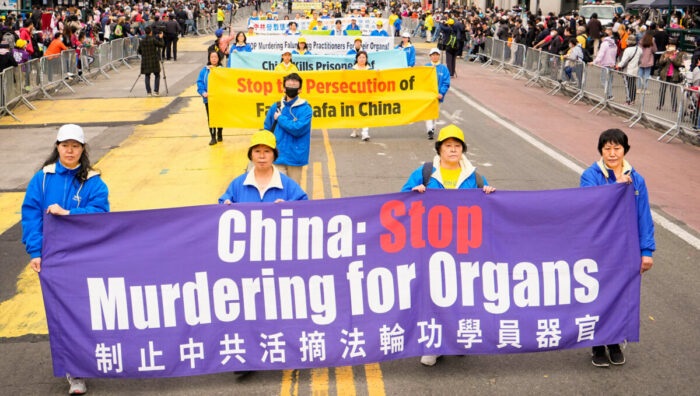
[263,73,313,185]
[19,20,35,58]
[656,42,684,112]
[163,13,181,61]
[217,6,225,28]
[563,38,584,84]
[580,128,654,368]
[275,49,299,72]
[652,22,668,71]
[138,26,164,97]
[219,130,308,204]
[616,35,642,106]
[587,13,602,57]
[293,37,312,55]
[21,124,110,396]
[425,48,450,140]
[45,32,68,57]
[13,39,30,64]
[197,51,225,146]
[0,41,18,71]
[402,124,495,369]
[395,32,416,67]
[176,6,188,37]
[638,31,656,93]
[424,11,434,42]
[593,26,617,97]
[350,51,372,141]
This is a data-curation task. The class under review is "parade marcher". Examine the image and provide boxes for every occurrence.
[263,73,313,184]
[330,19,344,35]
[137,26,164,97]
[370,20,389,36]
[219,130,308,204]
[231,32,252,53]
[425,48,450,140]
[275,49,299,72]
[347,37,362,55]
[580,128,655,368]
[395,31,416,67]
[292,37,312,55]
[21,124,110,395]
[197,51,224,145]
[350,51,371,141]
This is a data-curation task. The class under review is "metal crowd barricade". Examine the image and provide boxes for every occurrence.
[563,59,586,103]
[604,68,641,118]
[0,68,30,121]
[20,58,42,98]
[632,77,683,138]
[123,37,140,61]
[490,39,506,71]
[61,50,90,86]
[661,86,700,142]
[80,46,109,80]
[110,38,131,69]
[510,43,526,69]
[516,47,540,81]
[40,54,74,98]
[573,63,607,108]
[95,42,114,75]
[481,37,494,67]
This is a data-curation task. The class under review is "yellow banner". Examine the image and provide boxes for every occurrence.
[208,67,439,130]
[292,2,323,10]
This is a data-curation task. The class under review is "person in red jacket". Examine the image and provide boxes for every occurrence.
[18,20,35,57]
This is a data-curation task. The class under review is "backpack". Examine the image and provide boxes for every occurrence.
[445,32,458,51]
[421,162,484,188]
[2,32,15,49]
[581,48,593,63]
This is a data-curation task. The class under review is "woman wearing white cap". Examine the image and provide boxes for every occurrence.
[21,124,109,395]
[351,51,372,141]
[219,130,307,203]
[395,31,416,67]
[424,48,450,140]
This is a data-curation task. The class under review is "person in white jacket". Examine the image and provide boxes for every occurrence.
[616,36,642,105]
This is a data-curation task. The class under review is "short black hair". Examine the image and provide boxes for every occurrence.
[283,72,303,88]
[247,145,279,161]
[435,138,466,155]
[597,129,630,155]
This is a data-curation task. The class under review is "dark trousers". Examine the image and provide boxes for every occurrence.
[145,72,160,94]
[445,51,456,76]
[204,103,222,135]
[164,34,178,60]
[658,76,678,111]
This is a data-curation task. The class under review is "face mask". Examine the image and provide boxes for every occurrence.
[285,87,299,98]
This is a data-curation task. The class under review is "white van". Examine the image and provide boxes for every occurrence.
[579,3,625,26]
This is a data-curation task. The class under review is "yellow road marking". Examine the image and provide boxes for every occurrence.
[0,192,23,233]
[365,363,386,396]
[311,368,330,395]
[312,162,324,200]
[335,366,356,396]
[280,369,299,396]
[0,265,48,336]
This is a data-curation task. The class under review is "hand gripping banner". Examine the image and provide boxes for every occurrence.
[40,185,641,378]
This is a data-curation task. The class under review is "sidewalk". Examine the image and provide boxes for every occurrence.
[449,56,700,236]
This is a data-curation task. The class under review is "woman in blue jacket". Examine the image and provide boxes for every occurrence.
[401,124,494,368]
[580,128,655,368]
[395,31,416,67]
[197,50,224,145]
[21,123,109,395]
[424,47,450,140]
[219,130,307,203]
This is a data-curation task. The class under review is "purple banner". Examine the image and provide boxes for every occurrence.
[40,184,641,378]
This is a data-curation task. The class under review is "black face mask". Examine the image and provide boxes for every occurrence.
[285,87,299,98]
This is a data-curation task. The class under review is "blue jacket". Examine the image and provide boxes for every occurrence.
[395,43,416,66]
[426,61,450,103]
[21,162,110,259]
[264,96,313,167]
[196,66,215,104]
[370,30,389,37]
[580,160,656,257]
[401,155,489,191]
[219,167,308,203]
[230,43,252,53]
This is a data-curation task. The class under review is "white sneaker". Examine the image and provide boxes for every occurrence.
[362,135,370,141]
[420,355,440,366]
[350,130,358,138]
[66,374,87,395]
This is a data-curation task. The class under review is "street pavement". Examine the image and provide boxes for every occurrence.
[0,17,698,395]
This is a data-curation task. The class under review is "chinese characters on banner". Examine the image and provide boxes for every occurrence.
[40,185,641,378]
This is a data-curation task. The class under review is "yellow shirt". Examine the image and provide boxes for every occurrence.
[440,167,461,189]
[275,62,299,72]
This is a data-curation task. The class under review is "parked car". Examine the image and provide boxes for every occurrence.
[579,3,625,26]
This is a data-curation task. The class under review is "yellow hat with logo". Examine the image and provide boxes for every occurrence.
[437,124,465,145]
[250,130,276,150]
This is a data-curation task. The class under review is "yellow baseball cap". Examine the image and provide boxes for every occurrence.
[250,130,276,150]
[437,124,465,145]
[447,18,455,25]
[298,37,306,43]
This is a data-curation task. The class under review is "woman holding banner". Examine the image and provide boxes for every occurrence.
[197,51,225,145]
[292,37,312,55]
[21,124,110,395]
[219,130,307,203]
[351,51,372,141]
[230,32,252,53]
[395,31,416,67]
[401,124,495,367]
[580,128,655,368]
[275,49,299,72]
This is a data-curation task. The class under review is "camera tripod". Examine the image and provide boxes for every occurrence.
[129,58,169,96]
